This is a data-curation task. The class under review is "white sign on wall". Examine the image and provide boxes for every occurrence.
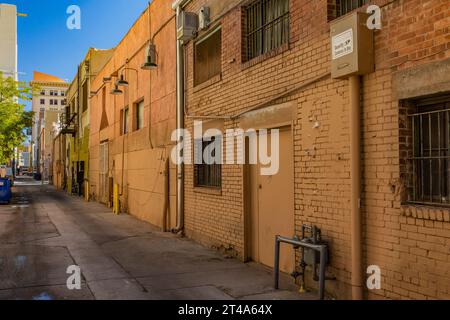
[332,29,354,60]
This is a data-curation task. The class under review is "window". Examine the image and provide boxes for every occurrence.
[40,90,46,96]
[61,99,67,106]
[65,106,70,125]
[408,97,450,206]
[40,99,45,105]
[194,136,222,188]
[50,99,54,105]
[244,0,290,61]
[100,87,109,130]
[82,81,88,112]
[135,100,144,131]
[49,90,55,96]
[194,27,222,86]
[121,107,129,135]
[61,91,65,97]
[336,0,368,17]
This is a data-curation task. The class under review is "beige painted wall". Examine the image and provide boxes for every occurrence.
[89,0,177,229]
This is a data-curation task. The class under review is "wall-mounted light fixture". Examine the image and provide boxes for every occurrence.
[110,84,123,95]
[116,74,129,87]
[141,43,158,70]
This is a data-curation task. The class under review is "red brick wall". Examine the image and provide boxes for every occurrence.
[183,0,450,299]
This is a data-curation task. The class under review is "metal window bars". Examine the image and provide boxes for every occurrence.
[245,0,290,61]
[337,0,368,17]
[409,108,450,206]
[194,138,222,188]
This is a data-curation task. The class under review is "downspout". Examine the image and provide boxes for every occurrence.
[162,156,170,232]
[349,75,363,300]
[147,2,154,149]
[173,5,184,234]
[172,0,192,233]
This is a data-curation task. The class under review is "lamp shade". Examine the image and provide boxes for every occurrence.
[141,43,158,70]
[110,85,123,95]
[116,74,129,87]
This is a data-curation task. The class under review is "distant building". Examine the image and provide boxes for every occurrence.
[0,3,17,80]
[57,48,114,195]
[18,151,30,168]
[30,71,69,181]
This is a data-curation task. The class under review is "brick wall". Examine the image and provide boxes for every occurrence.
[183,0,450,299]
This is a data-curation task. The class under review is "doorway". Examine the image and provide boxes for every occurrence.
[99,141,109,204]
[247,126,295,274]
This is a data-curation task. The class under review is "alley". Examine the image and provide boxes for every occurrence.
[0,177,310,300]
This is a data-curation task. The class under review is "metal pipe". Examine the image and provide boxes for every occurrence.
[349,75,363,300]
[172,3,187,233]
[274,237,281,290]
[162,156,170,232]
[274,235,328,300]
[146,2,155,150]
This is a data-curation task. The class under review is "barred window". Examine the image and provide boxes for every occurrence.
[244,0,290,61]
[337,0,368,17]
[194,136,222,188]
[409,98,450,206]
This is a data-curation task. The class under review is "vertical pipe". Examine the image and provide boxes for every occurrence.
[274,236,280,289]
[162,156,170,232]
[147,2,154,150]
[319,248,327,301]
[349,75,363,300]
[173,5,185,233]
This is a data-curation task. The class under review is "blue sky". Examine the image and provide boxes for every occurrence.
[10,0,151,84]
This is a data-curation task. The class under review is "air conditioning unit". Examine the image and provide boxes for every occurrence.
[177,11,198,41]
[199,7,210,30]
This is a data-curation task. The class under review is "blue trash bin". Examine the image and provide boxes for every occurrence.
[0,178,12,204]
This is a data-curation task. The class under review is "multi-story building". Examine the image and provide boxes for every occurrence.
[18,148,30,168]
[173,0,450,300]
[60,48,114,197]
[88,0,177,228]
[30,71,69,181]
[0,3,17,80]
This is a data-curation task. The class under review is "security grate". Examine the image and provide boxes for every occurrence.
[337,0,368,17]
[409,102,450,206]
[195,137,222,188]
[245,0,290,61]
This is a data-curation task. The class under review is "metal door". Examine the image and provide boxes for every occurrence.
[249,127,295,273]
